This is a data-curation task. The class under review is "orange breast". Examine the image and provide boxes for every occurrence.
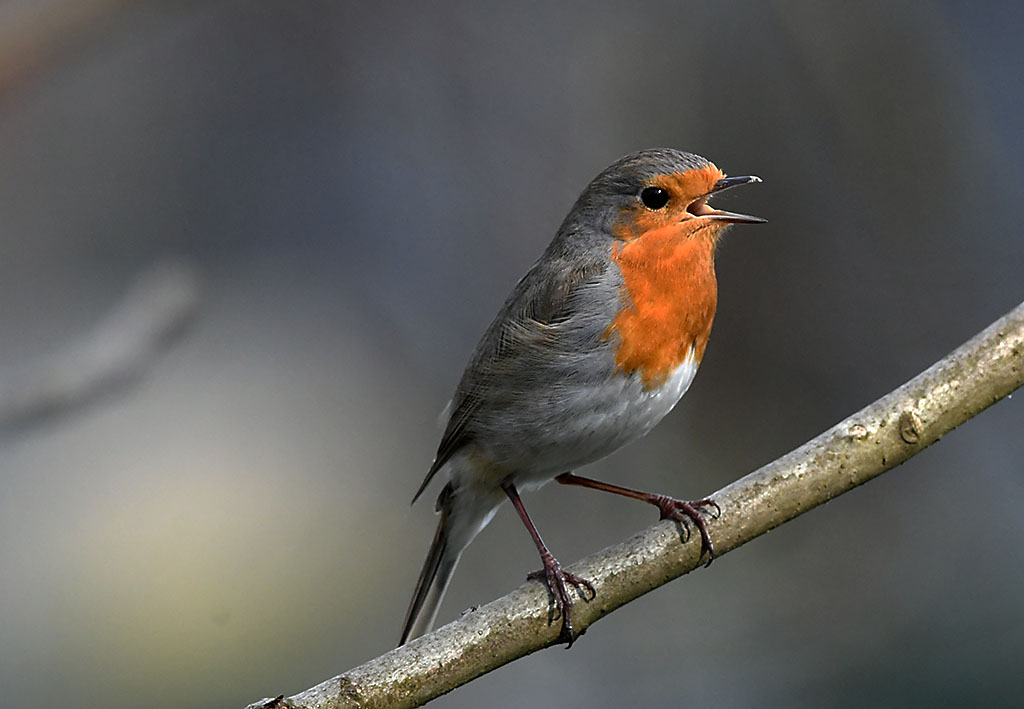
[605,224,719,390]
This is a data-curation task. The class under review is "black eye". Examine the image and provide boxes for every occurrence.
[640,186,670,210]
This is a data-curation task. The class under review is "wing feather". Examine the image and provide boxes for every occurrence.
[411,254,607,503]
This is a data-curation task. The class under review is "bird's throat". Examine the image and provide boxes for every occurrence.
[605,226,719,390]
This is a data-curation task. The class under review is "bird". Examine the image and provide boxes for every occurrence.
[399,148,764,647]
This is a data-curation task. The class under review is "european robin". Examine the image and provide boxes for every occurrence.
[400,148,764,646]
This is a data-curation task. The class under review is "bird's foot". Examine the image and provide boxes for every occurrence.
[651,495,720,567]
[527,552,596,647]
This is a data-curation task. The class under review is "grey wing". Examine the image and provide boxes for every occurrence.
[411,253,609,504]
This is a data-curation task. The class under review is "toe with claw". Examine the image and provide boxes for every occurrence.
[528,553,596,647]
[652,494,720,567]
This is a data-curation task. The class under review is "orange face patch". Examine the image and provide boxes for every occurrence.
[605,165,726,389]
[614,164,726,241]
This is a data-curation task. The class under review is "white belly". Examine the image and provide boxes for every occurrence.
[608,345,700,442]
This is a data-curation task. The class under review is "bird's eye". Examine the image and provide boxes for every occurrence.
[640,186,670,210]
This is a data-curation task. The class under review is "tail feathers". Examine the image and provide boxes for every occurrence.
[399,490,460,645]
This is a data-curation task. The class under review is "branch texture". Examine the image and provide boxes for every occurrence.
[248,300,1024,709]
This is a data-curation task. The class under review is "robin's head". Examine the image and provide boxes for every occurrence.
[567,148,764,242]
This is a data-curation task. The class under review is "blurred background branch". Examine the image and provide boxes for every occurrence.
[249,300,1024,709]
[0,260,200,434]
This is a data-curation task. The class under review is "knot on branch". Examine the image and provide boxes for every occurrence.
[899,410,924,444]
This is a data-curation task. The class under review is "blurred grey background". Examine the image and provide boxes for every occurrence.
[1,1,1022,707]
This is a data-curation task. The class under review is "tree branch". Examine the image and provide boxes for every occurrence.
[0,260,200,434]
[247,300,1024,709]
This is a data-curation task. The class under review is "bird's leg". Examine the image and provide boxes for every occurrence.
[501,481,595,647]
[555,472,719,566]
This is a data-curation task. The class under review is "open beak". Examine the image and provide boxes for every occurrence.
[688,175,766,224]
